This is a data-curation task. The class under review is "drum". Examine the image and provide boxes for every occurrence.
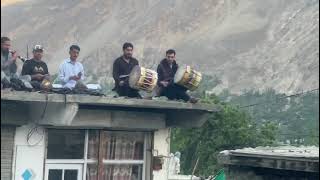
[129,66,158,92]
[40,78,53,91]
[174,65,202,91]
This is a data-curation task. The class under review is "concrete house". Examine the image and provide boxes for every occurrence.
[218,146,319,180]
[1,90,218,180]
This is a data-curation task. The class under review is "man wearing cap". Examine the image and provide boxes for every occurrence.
[112,42,141,98]
[1,37,18,88]
[21,45,50,90]
[58,45,85,90]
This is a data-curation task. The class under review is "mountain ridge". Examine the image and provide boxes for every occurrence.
[1,0,319,94]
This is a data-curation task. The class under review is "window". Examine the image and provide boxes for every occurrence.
[46,164,82,180]
[47,129,85,159]
[87,131,145,180]
[46,130,149,180]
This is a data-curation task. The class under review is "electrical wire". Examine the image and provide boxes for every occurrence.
[239,88,319,108]
[26,93,48,146]
[239,88,319,109]
[230,88,319,138]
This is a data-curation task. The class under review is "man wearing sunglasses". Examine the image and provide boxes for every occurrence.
[156,49,198,103]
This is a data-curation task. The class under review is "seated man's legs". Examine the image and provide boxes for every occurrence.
[128,88,142,98]
[30,81,41,90]
[175,85,198,103]
[117,85,141,98]
[173,85,191,102]
[116,87,127,97]
[160,84,193,102]
[1,71,10,88]
[160,85,176,100]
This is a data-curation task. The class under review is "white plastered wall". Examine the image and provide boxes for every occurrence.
[153,128,171,180]
[12,124,46,180]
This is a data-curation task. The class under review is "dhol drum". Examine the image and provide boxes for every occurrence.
[174,65,202,91]
[129,66,158,92]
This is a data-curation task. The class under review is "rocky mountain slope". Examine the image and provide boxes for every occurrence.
[1,0,319,94]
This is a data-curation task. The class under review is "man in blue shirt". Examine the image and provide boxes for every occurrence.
[58,45,85,90]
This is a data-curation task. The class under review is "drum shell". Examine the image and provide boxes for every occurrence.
[40,79,53,91]
[174,65,202,91]
[129,66,158,92]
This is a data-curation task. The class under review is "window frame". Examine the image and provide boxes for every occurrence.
[45,129,149,180]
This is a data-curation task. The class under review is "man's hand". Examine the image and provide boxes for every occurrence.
[32,74,44,81]
[43,74,51,80]
[69,75,80,81]
[160,81,169,87]
[119,81,125,86]
[10,51,18,62]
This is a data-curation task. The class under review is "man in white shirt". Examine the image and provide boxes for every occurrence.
[58,45,85,89]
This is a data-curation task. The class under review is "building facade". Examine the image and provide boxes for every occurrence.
[1,90,217,180]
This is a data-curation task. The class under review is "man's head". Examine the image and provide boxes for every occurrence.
[69,45,80,61]
[166,49,176,64]
[1,37,11,53]
[122,42,133,59]
[33,45,44,61]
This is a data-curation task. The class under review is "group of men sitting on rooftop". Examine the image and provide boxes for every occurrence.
[1,37,198,103]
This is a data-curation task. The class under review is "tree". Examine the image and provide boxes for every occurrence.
[171,94,278,177]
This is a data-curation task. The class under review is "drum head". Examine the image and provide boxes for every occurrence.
[129,65,141,89]
[174,64,187,83]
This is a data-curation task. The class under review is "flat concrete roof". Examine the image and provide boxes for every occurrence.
[218,146,319,172]
[1,90,219,112]
[220,146,319,161]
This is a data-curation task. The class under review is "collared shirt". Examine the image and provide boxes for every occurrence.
[58,58,85,89]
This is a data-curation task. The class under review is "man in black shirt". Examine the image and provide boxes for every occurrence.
[112,42,141,98]
[157,49,198,103]
[21,45,50,90]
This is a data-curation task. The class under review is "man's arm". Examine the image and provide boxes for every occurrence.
[112,59,121,84]
[1,52,17,70]
[21,62,29,76]
[157,64,168,87]
[43,63,50,80]
[79,64,85,81]
[44,63,49,75]
[1,60,13,70]
[135,58,139,66]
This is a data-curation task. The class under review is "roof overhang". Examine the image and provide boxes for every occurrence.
[1,90,220,130]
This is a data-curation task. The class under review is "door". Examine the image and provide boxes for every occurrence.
[45,164,83,180]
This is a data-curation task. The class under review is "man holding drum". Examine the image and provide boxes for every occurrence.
[112,42,141,98]
[157,49,198,103]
